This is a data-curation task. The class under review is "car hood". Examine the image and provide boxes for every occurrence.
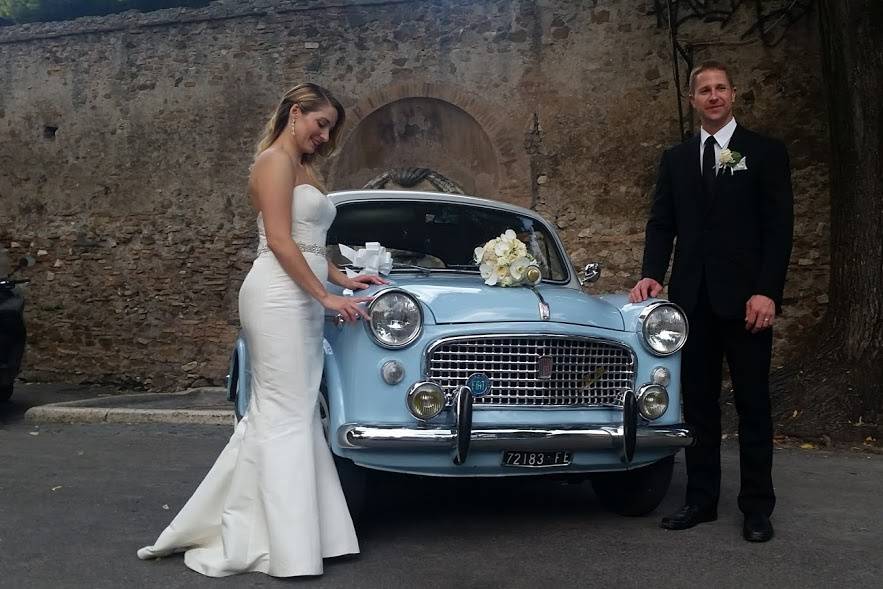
[385,276,625,330]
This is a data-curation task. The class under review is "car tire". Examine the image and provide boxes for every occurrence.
[319,390,369,524]
[590,455,675,516]
[333,454,368,524]
[0,384,12,402]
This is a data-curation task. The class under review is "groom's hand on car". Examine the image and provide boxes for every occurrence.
[628,277,663,303]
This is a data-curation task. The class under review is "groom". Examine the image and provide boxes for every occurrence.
[629,60,793,542]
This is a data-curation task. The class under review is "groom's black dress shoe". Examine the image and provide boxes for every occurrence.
[743,513,774,542]
[660,504,717,530]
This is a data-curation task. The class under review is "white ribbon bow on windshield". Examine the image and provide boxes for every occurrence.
[338,243,393,294]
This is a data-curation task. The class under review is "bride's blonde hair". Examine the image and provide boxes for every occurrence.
[254,83,345,187]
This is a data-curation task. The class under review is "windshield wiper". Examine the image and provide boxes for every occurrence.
[445,264,479,270]
[392,262,433,276]
[340,262,433,276]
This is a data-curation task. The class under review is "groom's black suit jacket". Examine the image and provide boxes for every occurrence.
[641,125,794,319]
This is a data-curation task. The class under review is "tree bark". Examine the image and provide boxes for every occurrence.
[775,1,883,439]
[818,0,883,420]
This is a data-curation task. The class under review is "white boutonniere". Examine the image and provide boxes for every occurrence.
[719,149,748,174]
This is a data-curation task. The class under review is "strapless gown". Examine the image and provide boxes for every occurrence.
[137,184,359,577]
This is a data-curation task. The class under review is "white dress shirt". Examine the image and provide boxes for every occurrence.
[698,117,738,172]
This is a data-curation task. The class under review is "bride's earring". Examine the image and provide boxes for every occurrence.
[289,118,297,138]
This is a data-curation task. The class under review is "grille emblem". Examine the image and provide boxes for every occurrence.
[465,373,492,397]
[537,355,554,380]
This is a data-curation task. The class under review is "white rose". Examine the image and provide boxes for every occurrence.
[719,149,734,164]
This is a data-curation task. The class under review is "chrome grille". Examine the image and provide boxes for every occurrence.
[426,335,635,407]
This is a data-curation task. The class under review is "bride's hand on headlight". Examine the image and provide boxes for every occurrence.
[321,293,372,322]
[348,274,389,291]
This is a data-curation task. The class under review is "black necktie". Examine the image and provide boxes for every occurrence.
[702,135,717,199]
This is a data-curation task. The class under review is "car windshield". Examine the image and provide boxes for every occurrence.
[327,200,568,282]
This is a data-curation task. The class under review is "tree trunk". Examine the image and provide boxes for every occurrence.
[773,1,882,440]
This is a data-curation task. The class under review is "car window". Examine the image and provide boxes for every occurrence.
[327,200,568,282]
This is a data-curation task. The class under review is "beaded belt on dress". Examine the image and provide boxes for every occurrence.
[255,241,327,257]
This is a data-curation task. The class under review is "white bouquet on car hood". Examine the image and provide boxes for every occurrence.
[473,229,542,287]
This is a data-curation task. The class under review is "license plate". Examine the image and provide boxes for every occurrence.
[501,450,572,468]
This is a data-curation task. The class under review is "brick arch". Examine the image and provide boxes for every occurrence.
[346,82,520,161]
[327,81,530,206]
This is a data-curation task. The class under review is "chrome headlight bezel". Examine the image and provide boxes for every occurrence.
[366,288,424,349]
[637,302,689,356]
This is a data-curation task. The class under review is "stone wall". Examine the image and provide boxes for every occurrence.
[0,0,829,390]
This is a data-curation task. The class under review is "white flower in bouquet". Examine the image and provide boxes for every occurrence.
[479,260,498,285]
[493,238,508,258]
[496,264,513,286]
[509,257,531,281]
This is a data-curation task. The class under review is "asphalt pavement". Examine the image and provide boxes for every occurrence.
[0,384,881,588]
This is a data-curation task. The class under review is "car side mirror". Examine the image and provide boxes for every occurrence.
[581,262,601,285]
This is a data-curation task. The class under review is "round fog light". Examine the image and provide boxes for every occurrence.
[381,360,405,385]
[637,384,669,420]
[407,382,445,420]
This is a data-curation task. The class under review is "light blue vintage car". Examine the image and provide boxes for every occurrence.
[227,190,693,516]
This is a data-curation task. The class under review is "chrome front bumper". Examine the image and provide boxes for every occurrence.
[338,423,693,451]
[338,388,692,465]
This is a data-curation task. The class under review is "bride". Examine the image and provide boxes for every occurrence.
[137,83,385,577]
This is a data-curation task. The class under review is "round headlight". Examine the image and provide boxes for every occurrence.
[368,290,423,349]
[407,382,446,420]
[637,384,669,420]
[639,303,688,356]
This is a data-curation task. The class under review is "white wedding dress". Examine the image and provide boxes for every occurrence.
[137,184,359,577]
